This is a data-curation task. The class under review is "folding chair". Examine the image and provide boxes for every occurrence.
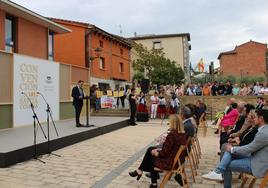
[193,136,202,158]
[191,138,200,168]
[240,171,268,188]
[185,137,197,182]
[155,145,188,188]
[199,113,208,137]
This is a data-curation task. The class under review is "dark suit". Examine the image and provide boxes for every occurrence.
[231,115,246,134]
[183,119,195,137]
[71,86,84,125]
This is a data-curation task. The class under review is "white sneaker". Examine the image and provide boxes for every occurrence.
[202,171,223,181]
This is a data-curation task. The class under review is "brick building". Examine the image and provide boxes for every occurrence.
[0,0,72,129]
[51,18,132,90]
[218,40,268,77]
[0,0,69,58]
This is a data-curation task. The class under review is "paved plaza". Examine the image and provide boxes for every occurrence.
[0,120,262,188]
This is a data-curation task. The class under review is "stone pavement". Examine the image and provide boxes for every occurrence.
[0,120,262,188]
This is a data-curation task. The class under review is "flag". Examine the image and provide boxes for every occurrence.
[197,58,205,72]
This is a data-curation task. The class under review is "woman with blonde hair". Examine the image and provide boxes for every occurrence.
[129,115,187,188]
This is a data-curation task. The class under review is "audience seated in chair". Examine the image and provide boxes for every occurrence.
[128,115,187,188]
[219,103,239,133]
[202,109,268,188]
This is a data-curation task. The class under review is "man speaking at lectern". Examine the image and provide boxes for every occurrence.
[72,80,84,127]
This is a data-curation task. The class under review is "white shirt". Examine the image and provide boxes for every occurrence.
[186,88,194,96]
[158,97,166,105]
[150,96,158,104]
[170,98,179,108]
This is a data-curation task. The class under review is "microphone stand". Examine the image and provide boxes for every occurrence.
[37,92,61,157]
[85,96,95,127]
[21,92,47,163]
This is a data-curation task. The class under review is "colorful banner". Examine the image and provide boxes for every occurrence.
[100,96,116,109]
[13,54,59,127]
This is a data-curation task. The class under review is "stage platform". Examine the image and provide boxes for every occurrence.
[0,116,129,167]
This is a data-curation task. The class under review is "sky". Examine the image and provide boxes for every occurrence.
[12,0,268,70]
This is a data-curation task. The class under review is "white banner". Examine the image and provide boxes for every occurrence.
[100,96,116,109]
[13,54,59,127]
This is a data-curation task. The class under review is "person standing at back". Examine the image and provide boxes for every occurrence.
[150,92,159,119]
[129,88,137,126]
[72,80,84,127]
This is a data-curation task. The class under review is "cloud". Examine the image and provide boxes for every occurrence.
[12,0,268,70]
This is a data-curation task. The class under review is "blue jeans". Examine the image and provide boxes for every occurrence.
[215,152,252,188]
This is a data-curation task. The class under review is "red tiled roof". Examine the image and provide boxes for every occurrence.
[49,17,131,47]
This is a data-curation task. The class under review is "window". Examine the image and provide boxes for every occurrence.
[120,48,123,55]
[48,31,54,60]
[5,15,16,52]
[99,40,103,48]
[99,57,105,69]
[119,62,124,72]
[153,41,161,49]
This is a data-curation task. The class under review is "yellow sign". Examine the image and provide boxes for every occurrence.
[113,91,119,97]
[107,90,113,96]
[96,90,103,98]
[119,91,124,97]
[136,87,141,95]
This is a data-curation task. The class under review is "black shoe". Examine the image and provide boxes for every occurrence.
[214,129,219,134]
[174,174,183,186]
[76,124,82,127]
[129,170,142,181]
[149,184,157,188]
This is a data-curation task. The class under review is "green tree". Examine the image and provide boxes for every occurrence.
[132,71,144,83]
[132,43,184,85]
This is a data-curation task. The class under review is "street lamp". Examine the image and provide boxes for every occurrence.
[89,47,102,65]
[86,47,102,127]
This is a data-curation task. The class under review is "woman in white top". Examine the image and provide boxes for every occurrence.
[150,92,159,119]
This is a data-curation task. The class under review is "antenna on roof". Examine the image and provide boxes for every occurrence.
[118,24,123,36]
